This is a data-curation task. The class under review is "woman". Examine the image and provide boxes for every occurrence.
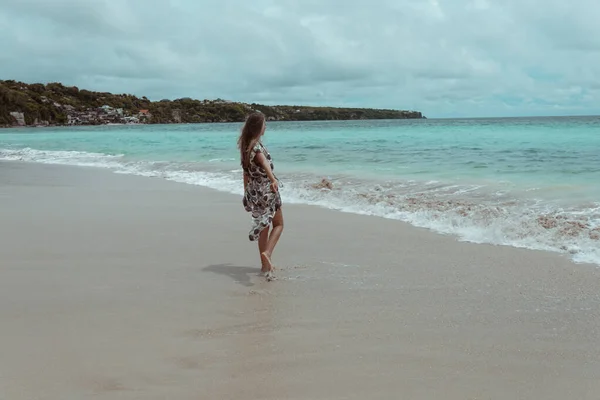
[238,112,283,281]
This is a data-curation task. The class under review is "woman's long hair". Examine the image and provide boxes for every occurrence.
[238,112,266,170]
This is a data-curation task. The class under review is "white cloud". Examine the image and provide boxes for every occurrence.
[1,0,600,117]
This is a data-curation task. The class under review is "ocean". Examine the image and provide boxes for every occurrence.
[1,117,599,265]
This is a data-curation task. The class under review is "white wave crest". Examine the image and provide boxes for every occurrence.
[1,147,598,266]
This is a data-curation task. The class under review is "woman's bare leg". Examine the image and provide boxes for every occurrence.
[258,226,270,273]
[262,209,284,265]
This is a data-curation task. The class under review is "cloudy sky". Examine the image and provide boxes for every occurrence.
[1,0,599,118]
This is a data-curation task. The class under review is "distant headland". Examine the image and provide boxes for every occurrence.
[0,80,424,128]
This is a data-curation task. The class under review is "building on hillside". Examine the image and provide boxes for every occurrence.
[138,109,152,121]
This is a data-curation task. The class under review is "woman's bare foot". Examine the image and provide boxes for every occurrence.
[260,252,273,272]
[260,263,269,275]
[265,270,275,281]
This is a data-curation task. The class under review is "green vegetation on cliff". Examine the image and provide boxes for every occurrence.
[0,80,424,127]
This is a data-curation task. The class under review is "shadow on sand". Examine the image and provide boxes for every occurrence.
[202,264,260,287]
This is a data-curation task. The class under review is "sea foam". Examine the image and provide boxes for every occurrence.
[1,147,598,266]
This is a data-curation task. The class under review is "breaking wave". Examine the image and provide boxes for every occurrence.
[2,147,598,266]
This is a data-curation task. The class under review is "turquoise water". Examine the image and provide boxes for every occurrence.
[1,117,599,264]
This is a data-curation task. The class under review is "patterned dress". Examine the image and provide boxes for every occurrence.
[243,142,282,241]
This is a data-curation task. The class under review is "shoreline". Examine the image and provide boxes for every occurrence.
[2,160,591,267]
[0,115,427,130]
[1,150,597,267]
[1,161,599,399]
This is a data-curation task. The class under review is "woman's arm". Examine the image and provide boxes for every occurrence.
[254,152,278,192]
[243,171,249,191]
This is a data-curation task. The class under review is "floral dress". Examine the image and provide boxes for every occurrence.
[243,142,282,241]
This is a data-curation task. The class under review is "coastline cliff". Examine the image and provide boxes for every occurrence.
[0,80,425,127]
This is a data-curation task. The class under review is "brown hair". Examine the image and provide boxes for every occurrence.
[238,112,266,170]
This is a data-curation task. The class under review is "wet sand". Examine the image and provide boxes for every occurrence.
[1,161,599,399]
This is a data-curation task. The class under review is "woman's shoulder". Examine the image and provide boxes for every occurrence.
[253,141,269,155]
[249,142,264,165]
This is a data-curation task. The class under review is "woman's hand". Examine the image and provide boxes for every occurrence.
[270,180,279,193]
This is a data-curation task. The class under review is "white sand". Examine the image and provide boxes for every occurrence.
[1,162,599,399]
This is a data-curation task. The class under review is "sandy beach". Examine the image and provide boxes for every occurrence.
[1,161,599,400]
